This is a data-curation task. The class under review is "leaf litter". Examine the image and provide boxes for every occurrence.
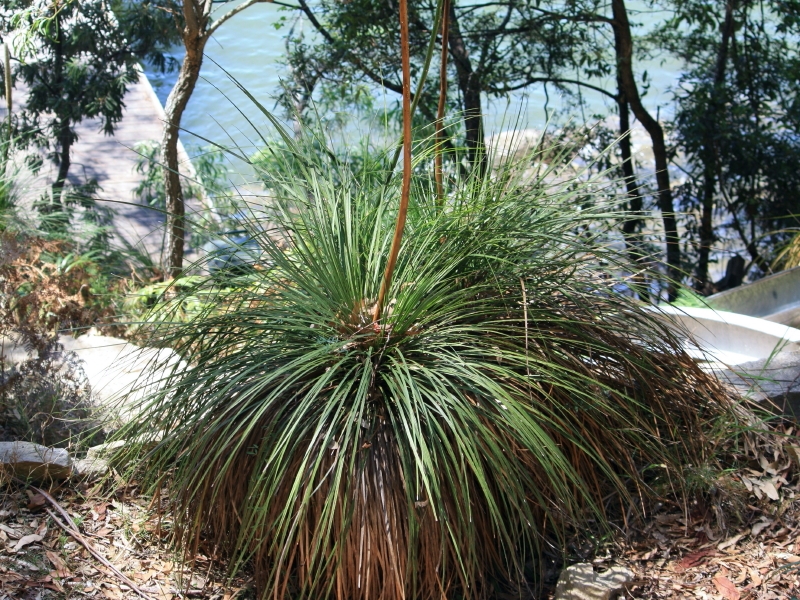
[0,476,250,600]
[550,421,800,600]
[1,423,798,600]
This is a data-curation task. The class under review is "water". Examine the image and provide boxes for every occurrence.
[144,1,683,162]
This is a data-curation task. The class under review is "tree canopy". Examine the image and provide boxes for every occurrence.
[0,0,178,214]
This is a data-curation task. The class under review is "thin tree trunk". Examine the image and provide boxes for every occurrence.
[52,120,71,207]
[161,40,204,278]
[289,69,317,140]
[447,2,484,172]
[3,43,11,162]
[696,0,735,291]
[49,10,68,213]
[617,98,650,300]
[614,17,647,299]
[618,101,642,234]
[611,0,680,300]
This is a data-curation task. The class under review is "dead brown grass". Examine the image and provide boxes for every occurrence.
[0,232,124,337]
[159,309,738,600]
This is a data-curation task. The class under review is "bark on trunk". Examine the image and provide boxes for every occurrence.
[447,3,484,172]
[617,97,650,300]
[614,16,646,298]
[611,0,680,300]
[288,66,317,141]
[696,0,735,292]
[52,120,71,207]
[161,37,204,278]
[49,10,68,213]
[435,0,450,202]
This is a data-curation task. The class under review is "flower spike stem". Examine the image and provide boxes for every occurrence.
[373,0,413,324]
[435,0,450,204]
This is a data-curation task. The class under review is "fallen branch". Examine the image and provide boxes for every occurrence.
[12,477,156,600]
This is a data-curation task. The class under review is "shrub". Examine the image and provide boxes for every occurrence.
[116,132,736,600]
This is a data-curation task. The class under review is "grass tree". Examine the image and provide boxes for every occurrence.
[116,136,737,599]
[114,130,738,600]
[113,2,738,598]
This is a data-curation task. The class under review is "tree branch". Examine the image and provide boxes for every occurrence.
[183,0,200,36]
[490,76,617,100]
[206,0,281,38]
[296,0,425,100]
[530,6,614,25]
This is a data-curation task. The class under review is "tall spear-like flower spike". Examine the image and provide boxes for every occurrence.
[372,0,413,324]
[435,0,450,205]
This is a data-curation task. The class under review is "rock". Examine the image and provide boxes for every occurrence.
[653,306,800,366]
[486,129,546,165]
[0,335,33,366]
[708,265,800,328]
[72,456,110,479]
[0,442,72,481]
[86,440,127,460]
[1,330,185,428]
[71,440,128,479]
[72,440,130,479]
[713,351,800,418]
[554,563,635,600]
[73,436,164,479]
[58,331,184,426]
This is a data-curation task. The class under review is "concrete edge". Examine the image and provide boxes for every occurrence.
[707,265,800,306]
[656,305,800,343]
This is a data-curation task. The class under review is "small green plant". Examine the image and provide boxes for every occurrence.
[671,286,710,308]
[0,161,17,213]
[775,229,800,271]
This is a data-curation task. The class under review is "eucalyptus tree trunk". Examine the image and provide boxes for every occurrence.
[613,15,649,300]
[447,3,484,172]
[52,119,72,207]
[434,0,450,202]
[695,0,735,292]
[160,0,267,278]
[161,33,206,278]
[616,98,651,300]
[49,10,68,212]
[3,44,12,162]
[611,0,680,300]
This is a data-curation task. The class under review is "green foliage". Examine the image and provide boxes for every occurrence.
[134,141,234,209]
[0,334,102,450]
[1,0,178,213]
[775,231,800,271]
[670,286,709,308]
[133,141,239,248]
[115,123,735,599]
[134,141,181,211]
[0,140,19,213]
[251,133,391,188]
[285,0,604,168]
[122,275,216,331]
[0,203,162,338]
[661,0,800,283]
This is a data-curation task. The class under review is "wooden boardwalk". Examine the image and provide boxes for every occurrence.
[4,69,202,265]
